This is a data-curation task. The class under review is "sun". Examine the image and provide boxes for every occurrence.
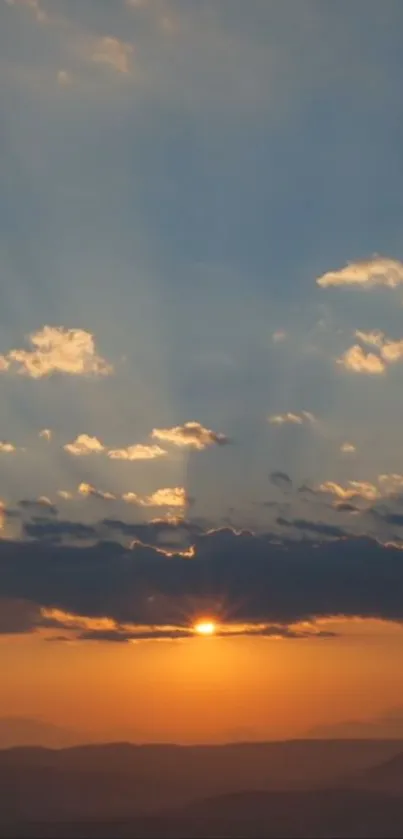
[193,620,216,636]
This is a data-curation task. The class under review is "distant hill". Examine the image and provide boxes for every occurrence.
[0,718,87,749]
[307,708,403,740]
[0,739,402,823]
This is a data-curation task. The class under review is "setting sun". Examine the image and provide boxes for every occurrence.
[194,620,216,636]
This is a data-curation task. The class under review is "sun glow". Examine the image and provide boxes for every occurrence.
[194,620,216,636]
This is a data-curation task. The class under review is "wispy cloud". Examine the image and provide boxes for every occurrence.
[5,0,47,24]
[268,411,317,425]
[0,327,112,379]
[107,444,167,461]
[152,421,228,450]
[317,256,403,290]
[319,480,379,501]
[39,428,52,441]
[340,442,356,454]
[90,36,133,74]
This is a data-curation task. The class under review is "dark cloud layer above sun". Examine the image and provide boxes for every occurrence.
[0,529,403,641]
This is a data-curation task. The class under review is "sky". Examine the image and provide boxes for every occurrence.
[1,0,403,743]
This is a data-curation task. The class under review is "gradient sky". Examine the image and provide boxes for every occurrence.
[1,0,403,743]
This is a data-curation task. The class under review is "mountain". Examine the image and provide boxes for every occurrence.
[0,718,87,749]
[307,708,403,739]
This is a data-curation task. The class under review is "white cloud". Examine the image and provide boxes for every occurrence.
[122,486,187,508]
[78,483,115,501]
[317,256,403,290]
[0,326,113,379]
[340,442,356,454]
[268,411,316,425]
[64,434,105,456]
[91,37,133,74]
[152,421,228,450]
[107,444,167,461]
[0,441,17,454]
[337,345,386,374]
[39,428,52,441]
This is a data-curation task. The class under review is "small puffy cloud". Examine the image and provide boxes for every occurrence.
[319,480,379,502]
[91,37,133,74]
[0,326,112,379]
[337,345,386,374]
[64,434,105,456]
[268,411,316,425]
[57,490,73,500]
[107,444,167,461]
[0,441,17,454]
[340,442,356,454]
[57,70,72,86]
[39,428,52,441]
[78,483,115,501]
[272,330,287,343]
[152,421,228,450]
[317,256,403,290]
[122,487,187,508]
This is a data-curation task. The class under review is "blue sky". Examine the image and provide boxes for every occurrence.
[1,0,403,540]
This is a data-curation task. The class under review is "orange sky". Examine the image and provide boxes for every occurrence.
[2,620,403,743]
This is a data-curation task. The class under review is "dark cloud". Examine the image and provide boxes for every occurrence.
[276,517,348,539]
[101,518,203,549]
[0,530,402,634]
[269,471,293,491]
[0,598,41,634]
[24,520,97,542]
[334,502,360,514]
[19,499,58,517]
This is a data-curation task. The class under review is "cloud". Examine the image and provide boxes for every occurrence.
[151,421,228,450]
[333,501,360,514]
[277,517,347,539]
[19,497,58,516]
[64,434,105,456]
[317,256,403,290]
[340,442,356,454]
[122,486,187,508]
[91,37,134,74]
[269,471,293,491]
[78,483,115,501]
[337,344,386,374]
[107,444,167,461]
[4,0,47,24]
[24,520,97,543]
[57,70,72,86]
[268,411,316,425]
[0,326,112,379]
[319,481,379,502]
[39,429,52,441]
[0,442,17,454]
[2,531,403,634]
[57,490,73,500]
[0,598,42,635]
[378,474,403,494]
[272,330,287,343]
